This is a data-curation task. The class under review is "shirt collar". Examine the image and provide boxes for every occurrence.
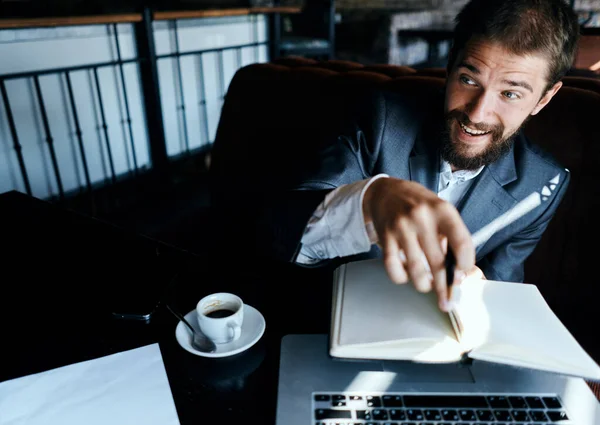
[439,157,485,189]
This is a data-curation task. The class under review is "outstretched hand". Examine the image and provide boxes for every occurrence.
[362,177,476,312]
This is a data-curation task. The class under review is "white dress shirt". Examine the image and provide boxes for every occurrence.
[296,158,484,264]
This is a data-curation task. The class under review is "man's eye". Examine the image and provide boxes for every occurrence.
[503,91,520,100]
[460,76,476,86]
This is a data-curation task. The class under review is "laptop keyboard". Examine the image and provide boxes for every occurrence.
[313,392,570,424]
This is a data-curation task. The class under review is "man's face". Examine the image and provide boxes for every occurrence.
[442,39,562,170]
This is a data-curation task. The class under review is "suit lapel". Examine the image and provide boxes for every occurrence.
[409,116,441,192]
[409,153,439,192]
[457,143,519,251]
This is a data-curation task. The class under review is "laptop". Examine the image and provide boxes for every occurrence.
[275,334,600,425]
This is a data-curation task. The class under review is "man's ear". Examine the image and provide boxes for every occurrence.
[531,81,563,116]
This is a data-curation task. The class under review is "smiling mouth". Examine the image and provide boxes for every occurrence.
[459,121,491,136]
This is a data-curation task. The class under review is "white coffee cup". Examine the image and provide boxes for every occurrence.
[196,292,244,344]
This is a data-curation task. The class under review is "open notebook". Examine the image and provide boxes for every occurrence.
[330,258,600,382]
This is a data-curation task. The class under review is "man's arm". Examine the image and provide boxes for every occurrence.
[211,89,475,311]
[296,173,477,314]
[297,175,388,265]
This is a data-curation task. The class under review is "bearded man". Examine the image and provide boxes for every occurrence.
[209,0,580,313]
[270,0,580,311]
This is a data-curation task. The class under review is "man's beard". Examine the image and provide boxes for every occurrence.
[440,110,522,170]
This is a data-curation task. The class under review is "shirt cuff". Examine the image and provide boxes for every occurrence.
[297,174,389,263]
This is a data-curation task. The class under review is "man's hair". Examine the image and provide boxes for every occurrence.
[448,0,580,92]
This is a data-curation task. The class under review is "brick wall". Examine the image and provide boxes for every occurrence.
[334,0,467,66]
[337,0,444,8]
[577,0,600,10]
[278,0,463,7]
[278,0,599,67]
[331,0,600,67]
[279,0,599,13]
[279,0,600,9]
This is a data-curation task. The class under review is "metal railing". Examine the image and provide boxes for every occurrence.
[0,6,292,211]
[0,24,142,202]
[154,25,266,156]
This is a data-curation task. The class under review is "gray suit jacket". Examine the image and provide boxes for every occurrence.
[215,88,570,283]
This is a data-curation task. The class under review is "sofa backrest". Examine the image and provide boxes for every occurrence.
[210,58,600,351]
[209,59,444,191]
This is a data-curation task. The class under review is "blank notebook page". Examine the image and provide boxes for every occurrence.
[338,259,455,346]
[457,279,600,379]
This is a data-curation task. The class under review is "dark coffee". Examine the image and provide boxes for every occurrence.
[206,308,235,318]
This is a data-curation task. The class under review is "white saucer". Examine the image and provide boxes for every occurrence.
[175,304,266,358]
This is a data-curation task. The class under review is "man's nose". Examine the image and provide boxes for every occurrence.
[465,91,494,124]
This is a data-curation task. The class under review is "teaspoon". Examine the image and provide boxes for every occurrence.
[166,304,217,353]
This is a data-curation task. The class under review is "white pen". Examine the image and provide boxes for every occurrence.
[408,188,547,284]
[471,190,542,249]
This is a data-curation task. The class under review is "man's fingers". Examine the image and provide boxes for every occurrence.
[418,229,448,308]
[397,226,432,293]
[367,179,475,310]
[465,265,484,280]
[416,219,450,309]
[382,238,408,284]
[437,206,476,272]
[453,269,467,285]
[439,235,448,254]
